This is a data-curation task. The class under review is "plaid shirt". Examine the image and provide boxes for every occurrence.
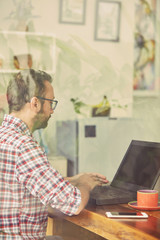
[0,115,81,240]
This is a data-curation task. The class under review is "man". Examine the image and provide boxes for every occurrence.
[0,69,108,239]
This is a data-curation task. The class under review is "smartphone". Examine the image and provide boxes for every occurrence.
[106,212,148,219]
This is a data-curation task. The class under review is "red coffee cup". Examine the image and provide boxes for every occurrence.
[137,190,158,207]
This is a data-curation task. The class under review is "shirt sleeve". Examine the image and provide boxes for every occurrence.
[16,139,81,216]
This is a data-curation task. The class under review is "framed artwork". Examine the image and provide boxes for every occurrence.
[94,0,121,42]
[59,0,86,25]
[133,0,160,96]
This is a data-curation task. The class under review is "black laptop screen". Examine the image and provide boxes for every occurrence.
[112,140,160,191]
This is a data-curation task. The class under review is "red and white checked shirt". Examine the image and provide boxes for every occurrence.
[0,114,81,239]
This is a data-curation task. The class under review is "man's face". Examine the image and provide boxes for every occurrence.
[35,81,55,130]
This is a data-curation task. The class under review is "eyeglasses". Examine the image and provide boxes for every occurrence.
[36,96,58,110]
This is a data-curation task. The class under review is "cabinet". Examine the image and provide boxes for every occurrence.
[56,120,78,176]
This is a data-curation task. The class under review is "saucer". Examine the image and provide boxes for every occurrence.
[128,201,160,210]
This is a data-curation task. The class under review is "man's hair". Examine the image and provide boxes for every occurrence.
[7,69,52,113]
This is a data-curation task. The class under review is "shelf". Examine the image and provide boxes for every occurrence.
[0,69,19,73]
[0,69,55,74]
[0,31,56,74]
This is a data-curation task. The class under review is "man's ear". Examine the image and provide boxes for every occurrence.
[30,97,41,112]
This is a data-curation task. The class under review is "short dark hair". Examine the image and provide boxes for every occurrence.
[7,69,53,113]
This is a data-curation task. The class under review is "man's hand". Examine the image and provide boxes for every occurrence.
[66,172,108,191]
[65,172,108,215]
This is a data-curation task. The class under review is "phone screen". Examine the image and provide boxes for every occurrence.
[111,212,142,216]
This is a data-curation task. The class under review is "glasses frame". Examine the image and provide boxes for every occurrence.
[36,96,58,110]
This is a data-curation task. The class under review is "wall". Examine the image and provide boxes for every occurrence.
[0,0,160,169]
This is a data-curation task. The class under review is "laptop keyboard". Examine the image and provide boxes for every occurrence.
[91,185,133,199]
[90,185,137,205]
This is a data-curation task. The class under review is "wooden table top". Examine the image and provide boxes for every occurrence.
[48,203,160,240]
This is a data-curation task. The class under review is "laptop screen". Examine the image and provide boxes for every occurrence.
[111,140,160,192]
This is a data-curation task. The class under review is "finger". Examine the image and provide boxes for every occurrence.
[89,172,108,180]
[92,174,109,183]
[92,176,108,186]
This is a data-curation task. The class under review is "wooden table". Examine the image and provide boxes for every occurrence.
[48,202,160,240]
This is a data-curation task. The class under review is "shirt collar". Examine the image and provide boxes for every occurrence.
[2,114,32,137]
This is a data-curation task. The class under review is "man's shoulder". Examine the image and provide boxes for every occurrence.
[0,126,38,149]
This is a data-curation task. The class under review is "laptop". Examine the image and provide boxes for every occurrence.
[90,140,160,205]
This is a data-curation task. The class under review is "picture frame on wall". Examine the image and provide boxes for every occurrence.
[133,0,160,96]
[94,0,121,42]
[59,0,86,25]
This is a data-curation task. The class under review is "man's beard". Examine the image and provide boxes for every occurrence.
[37,117,49,129]
[33,109,51,131]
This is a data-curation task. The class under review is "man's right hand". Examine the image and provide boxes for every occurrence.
[73,172,108,191]
[66,172,108,215]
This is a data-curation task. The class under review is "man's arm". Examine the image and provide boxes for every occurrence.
[65,173,108,215]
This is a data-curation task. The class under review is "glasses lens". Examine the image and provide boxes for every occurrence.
[50,102,53,109]
[52,100,57,110]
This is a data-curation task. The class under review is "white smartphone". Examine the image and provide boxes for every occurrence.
[105,212,148,219]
